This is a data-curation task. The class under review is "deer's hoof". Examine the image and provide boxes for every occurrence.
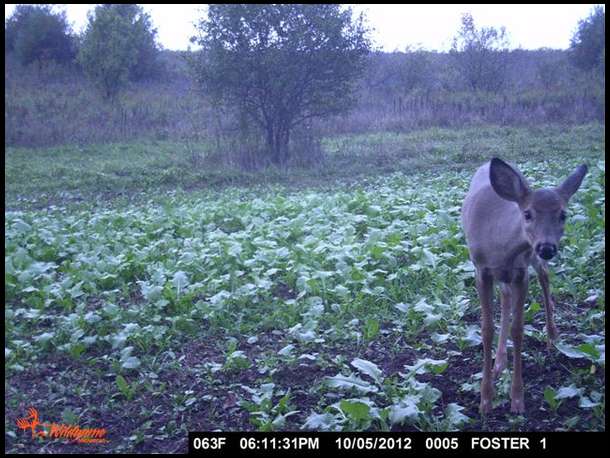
[510,398,525,414]
[480,398,492,415]
[547,326,559,349]
[493,355,507,378]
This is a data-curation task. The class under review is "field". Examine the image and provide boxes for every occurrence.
[5,124,605,452]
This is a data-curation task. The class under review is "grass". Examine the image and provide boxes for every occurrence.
[4,124,605,452]
[5,123,603,210]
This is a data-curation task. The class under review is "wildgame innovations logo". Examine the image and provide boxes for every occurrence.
[16,407,109,444]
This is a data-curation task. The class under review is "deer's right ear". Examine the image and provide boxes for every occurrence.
[489,158,530,204]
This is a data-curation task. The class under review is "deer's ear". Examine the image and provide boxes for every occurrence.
[489,158,530,204]
[557,164,587,202]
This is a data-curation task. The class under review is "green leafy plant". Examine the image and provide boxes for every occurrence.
[240,383,299,431]
[116,374,138,401]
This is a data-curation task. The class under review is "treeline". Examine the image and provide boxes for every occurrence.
[4,4,605,149]
[341,46,604,133]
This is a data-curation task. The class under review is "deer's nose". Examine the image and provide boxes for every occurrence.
[536,243,557,260]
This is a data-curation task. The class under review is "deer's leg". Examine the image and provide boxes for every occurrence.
[494,282,511,378]
[477,268,495,414]
[510,269,528,414]
[532,260,558,348]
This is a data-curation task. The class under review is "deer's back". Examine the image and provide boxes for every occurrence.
[462,162,531,272]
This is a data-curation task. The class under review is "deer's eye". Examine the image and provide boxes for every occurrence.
[559,211,567,222]
[523,210,532,221]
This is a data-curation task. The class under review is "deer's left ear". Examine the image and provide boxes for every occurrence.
[557,164,588,202]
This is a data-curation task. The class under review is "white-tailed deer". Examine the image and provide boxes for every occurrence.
[462,158,587,414]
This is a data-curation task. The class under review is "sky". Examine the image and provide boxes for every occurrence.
[4,4,603,52]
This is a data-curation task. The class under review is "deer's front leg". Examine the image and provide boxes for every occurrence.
[510,269,528,414]
[477,268,495,414]
[494,283,511,378]
[534,261,558,348]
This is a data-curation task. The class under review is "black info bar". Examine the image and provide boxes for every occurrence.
[188,432,605,456]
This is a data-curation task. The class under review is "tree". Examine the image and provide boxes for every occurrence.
[450,13,510,92]
[569,5,605,73]
[536,51,568,90]
[398,47,433,93]
[190,4,371,166]
[78,4,160,99]
[5,4,75,66]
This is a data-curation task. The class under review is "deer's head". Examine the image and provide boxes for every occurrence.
[489,158,588,261]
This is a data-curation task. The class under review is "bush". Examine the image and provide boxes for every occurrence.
[5,5,75,66]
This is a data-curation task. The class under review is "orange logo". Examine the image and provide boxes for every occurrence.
[16,407,108,443]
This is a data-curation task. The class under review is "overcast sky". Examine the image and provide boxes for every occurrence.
[4,4,603,52]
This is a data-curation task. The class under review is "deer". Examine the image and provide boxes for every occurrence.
[461,158,587,414]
